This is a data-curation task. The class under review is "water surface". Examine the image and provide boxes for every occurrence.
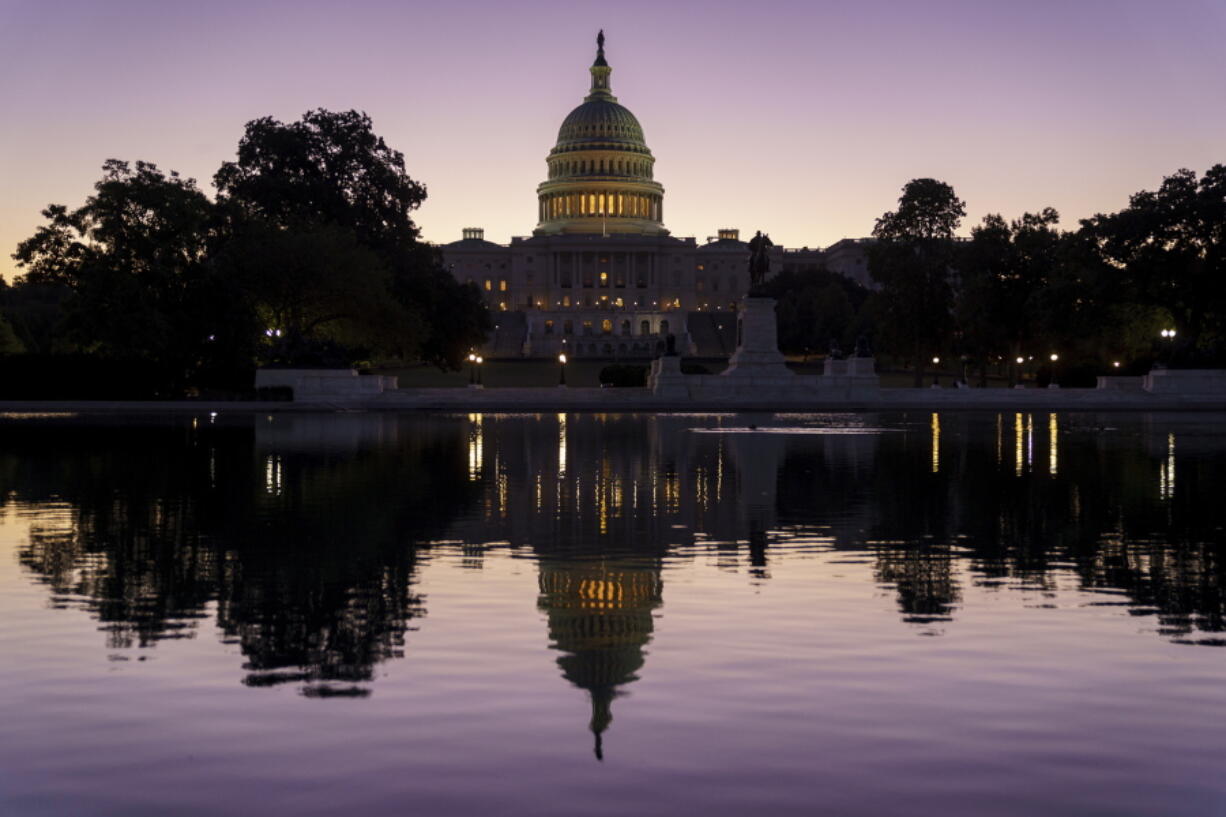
[1,411,1224,816]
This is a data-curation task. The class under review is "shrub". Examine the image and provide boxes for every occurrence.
[598,364,648,387]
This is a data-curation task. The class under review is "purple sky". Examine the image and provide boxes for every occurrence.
[2,0,1224,280]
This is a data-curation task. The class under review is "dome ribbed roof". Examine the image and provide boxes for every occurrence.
[556,100,645,149]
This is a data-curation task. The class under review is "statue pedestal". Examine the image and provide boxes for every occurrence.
[722,297,792,378]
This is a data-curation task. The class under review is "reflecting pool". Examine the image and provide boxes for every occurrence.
[1,411,1224,816]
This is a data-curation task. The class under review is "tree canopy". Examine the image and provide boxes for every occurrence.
[870,178,966,384]
[1081,165,1226,362]
[7,110,491,394]
[12,160,246,389]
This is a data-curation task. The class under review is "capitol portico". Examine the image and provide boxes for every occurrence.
[442,32,868,360]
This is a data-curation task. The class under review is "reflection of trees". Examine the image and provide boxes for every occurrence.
[771,413,1226,642]
[3,415,476,693]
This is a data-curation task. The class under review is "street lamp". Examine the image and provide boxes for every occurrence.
[475,356,484,387]
[1049,353,1059,389]
[467,352,476,386]
[1158,328,1177,367]
[931,356,941,387]
[558,353,568,387]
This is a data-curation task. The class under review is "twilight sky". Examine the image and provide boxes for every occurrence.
[2,0,1224,281]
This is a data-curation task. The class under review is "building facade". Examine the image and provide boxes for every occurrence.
[441,33,869,359]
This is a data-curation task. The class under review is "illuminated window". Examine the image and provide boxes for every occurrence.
[599,271,609,287]
[614,297,624,308]
[601,319,613,334]
[484,279,492,291]
[498,279,507,292]
[563,295,571,308]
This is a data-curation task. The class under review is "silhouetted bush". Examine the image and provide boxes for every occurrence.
[598,364,648,387]
[0,355,163,399]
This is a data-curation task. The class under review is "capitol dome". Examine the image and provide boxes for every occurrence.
[535,31,667,236]
[555,100,646,149]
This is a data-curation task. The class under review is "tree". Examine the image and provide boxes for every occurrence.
[762,268,868,356]
[11,160,250,391]
[958,209,1062,385]
[0,314,24,356]
[215,109,490,367]
[870,179,966,385]
[213,222,416,364]
[1081,165,1226,364]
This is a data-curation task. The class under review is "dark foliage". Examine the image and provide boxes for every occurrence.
[598,364,648,387]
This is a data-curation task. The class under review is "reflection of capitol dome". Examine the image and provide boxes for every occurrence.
[536,30,667,236]
[538,559,663,759]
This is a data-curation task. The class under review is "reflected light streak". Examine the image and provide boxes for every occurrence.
[264,454,283,496]
[1159,432,1176,500]
[1014,413,1024,476]
[557,413,567,478]
[930,412,941,474]
[1048,413,1058,476]
[995,413,1003,466]
[1027,413,1034,471]
[467,413,484,481]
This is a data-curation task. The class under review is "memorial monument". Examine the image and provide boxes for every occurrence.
[722,231,792,380]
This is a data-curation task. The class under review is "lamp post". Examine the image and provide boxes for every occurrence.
[1015,356,1025,387]
[1048,353,1059,388]
[475,356,484,387]
[931,356,941,388]
[1159,328,1177,367]
[467,352,476,386]
[558,353,568,387]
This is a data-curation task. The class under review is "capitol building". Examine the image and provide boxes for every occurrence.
[441,32,870,359]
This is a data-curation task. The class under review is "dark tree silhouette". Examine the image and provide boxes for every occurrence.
[215,109,491,368]
[870,178,966,385]
[1082,165,1226,364]
[11,160,254,391]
